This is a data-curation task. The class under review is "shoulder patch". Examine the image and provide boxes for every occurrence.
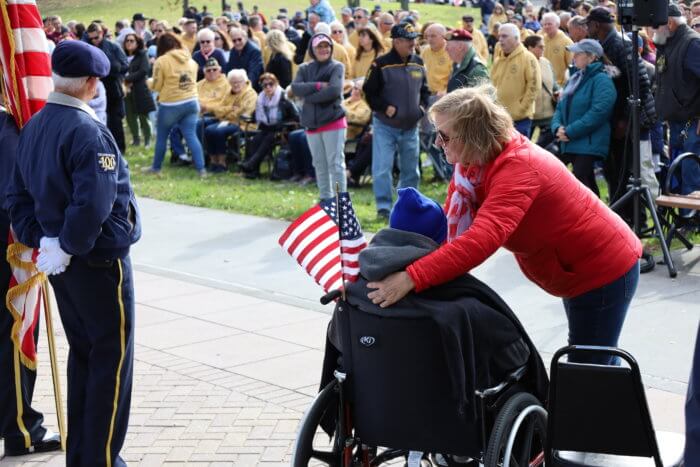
[97,153,117,173]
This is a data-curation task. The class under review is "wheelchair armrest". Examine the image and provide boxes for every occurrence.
[475,365,527,398]
[663,152,700,195]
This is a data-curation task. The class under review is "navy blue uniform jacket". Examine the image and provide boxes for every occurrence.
[0,110,19,233]
[6,92,141,260]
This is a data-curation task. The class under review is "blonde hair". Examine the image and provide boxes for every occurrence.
[429,84,513,165]
[266,29,294,62]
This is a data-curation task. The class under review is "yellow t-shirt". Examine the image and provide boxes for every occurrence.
[197,75,231,112]
[420,45,451,95]
[179,33,197,54]
[353,49,377,79]
[544,30,573,86]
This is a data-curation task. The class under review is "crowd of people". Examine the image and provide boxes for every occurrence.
[40,0,700,221]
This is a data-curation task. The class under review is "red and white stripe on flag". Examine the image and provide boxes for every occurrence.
[0,0,52,127]
[0,0,52,368]
[5,229,43,369]
[278,205,345,293]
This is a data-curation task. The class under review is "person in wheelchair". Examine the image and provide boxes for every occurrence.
[203,68,258,173]
[239,73,300,178]
[316,187,548,466]
[343,79,371,187]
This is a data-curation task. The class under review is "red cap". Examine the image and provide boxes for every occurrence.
[445,29,473,41]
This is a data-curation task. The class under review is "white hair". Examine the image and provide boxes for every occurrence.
[197,28,215,41]
[52,73,89,94]
[669,15,687,26]
[329,20,350,46]
[314,22,331,35]
[227,68,248,82]
[499,23,520,40]
[542,12,561,26]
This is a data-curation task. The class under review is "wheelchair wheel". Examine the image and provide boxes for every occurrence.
[292,380,342,467]
[483,392,546,467]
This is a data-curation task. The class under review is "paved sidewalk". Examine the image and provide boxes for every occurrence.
[1,198,698,466]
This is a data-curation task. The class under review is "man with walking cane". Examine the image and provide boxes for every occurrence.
[6,40,141,467]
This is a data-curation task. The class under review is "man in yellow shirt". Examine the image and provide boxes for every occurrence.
[348,8,370,49]
[491,23,541,136]
[180,19,198,53]
[420,23,451,96]
[377,13,395,50]
[541,12,573,86]
[461,15,489,62]
[197,58,231,115]
[249,15,267,50]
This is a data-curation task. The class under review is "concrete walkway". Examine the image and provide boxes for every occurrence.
[2,197,698,466]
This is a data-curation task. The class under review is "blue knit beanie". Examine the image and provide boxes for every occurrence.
[390,187,447,244]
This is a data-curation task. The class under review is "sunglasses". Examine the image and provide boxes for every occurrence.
[693,23,700,29]
[204,68,219,73]
[436,129,452,145]
[382,21,394,25]
[155,29,164,33]
[200,40,212,44]
[88,35,100,41]
[125,38,136,43]
[263,82,275,88]
[353,15,365,19]
[232,37,243,43]
[331,30,343,34]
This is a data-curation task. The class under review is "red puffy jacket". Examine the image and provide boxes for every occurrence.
[407,133,642,299]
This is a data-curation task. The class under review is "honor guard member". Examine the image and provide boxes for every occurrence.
[0,107,61,458]
[363,21,430,219]
[6,40,141,467]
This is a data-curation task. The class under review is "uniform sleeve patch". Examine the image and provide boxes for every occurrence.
[97,153,117,172]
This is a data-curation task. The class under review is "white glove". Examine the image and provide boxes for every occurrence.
[37,237,72,275]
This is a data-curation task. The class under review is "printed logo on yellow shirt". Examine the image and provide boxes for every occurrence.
[553,47,561,55]
[179,73,193,90]
[510,65,518,74]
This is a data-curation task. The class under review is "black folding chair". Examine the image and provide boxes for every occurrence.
[545,346,684,467]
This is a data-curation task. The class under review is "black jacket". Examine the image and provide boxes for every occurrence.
[89,38,128,112]
[124,49,156,115]
[600,29,657,130]
[322,230,548,420]
[363,48,430,130]
[265,53,293,89]
[257,94,300,132]
[0,110,18,232]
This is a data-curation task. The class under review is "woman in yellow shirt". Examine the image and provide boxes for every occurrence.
[353,27,386,79]
[487,3,508,38]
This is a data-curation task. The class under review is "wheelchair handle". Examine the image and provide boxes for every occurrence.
[320,289,343,305]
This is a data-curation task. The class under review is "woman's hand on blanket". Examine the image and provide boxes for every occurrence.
[367,271,415,308]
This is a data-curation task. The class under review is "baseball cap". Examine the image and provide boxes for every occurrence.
[391,21,418,39]
[667,3,683,17]
[567,38,604,56]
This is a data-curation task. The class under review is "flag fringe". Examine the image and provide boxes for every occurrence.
[5,241,43,370]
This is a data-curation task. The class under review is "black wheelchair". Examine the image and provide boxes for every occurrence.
[292,290,548,467]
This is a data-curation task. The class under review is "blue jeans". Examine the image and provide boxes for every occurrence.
[514,118,532,138]
[563,262,640,365]
[371,117,420,212]
[152,100,204,171]
[204,121,240,155]
[669,120,700,200]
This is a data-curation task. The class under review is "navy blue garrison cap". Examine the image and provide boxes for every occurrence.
[52,40,110,78]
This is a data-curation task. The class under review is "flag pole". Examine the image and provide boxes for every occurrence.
[40,279,66,451]
[334,182,346,301]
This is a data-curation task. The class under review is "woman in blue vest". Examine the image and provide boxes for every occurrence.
[551,39,617,197]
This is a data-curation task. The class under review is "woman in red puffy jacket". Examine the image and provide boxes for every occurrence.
[367,85,642,364]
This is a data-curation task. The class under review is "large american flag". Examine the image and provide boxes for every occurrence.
[0,0,52,368]
[279,193,367,292]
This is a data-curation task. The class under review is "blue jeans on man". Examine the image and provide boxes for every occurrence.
[371,117,420,212]
[514,118,532,138]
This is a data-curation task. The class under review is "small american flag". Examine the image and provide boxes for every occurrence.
[279,193,367,292]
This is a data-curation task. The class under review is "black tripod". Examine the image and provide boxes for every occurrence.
[610,26,677,278]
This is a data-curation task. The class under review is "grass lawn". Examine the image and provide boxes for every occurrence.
[37,0,478,31]
[126,144,449,232]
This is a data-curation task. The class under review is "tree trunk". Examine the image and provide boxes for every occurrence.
[400,0,409,10]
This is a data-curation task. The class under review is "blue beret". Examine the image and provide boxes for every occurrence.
[390,187,447,244]
[52,40,110,78]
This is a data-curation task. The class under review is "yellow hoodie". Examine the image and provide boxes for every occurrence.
[491,43,542,121]
[211,82,258,128]
[471,29,489,63]
[544,30,573,86]
[343,97,371,140]
[197,75,231,112]
[149,49,199,104]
